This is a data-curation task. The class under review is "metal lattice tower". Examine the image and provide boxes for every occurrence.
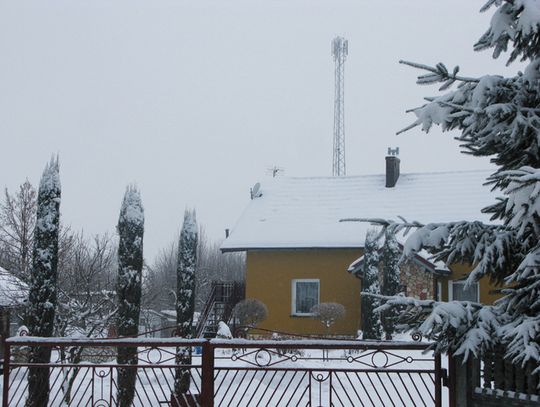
[332,36,348,177]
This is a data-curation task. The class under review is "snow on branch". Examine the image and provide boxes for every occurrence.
[373,293,501,359]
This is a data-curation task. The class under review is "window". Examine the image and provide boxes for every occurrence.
[449,280,479,302]
[292,279,319,315]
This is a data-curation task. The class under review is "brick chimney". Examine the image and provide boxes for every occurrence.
[385,147,400,188]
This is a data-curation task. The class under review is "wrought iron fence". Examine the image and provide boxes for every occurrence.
[2,337,446,406]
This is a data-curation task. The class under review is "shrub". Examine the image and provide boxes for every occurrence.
[311,302,346,331]
[233,299,268,328]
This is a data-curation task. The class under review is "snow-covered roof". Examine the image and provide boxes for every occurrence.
[0,267,28,307]
[347,245,450,277]
[221,170,497,252]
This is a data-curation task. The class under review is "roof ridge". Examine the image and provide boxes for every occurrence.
[277,168,493,181]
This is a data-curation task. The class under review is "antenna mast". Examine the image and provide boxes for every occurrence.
[332,36,348,177]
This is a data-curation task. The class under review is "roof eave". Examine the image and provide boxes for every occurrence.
[220,245,363,253]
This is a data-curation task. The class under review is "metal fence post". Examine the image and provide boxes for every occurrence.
[434,353,442,407]
[201,340,214,407]
[2,338,10,407]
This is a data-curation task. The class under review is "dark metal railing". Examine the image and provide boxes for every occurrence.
[3,336,445,406]
[478,345,540,397]
[195,282,245,338]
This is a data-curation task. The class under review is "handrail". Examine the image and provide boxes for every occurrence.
[195,283,219,337]
[5,336,431,350]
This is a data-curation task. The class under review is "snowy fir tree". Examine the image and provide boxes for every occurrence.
[381,230,401,339]
[26,157,61,407]
[375,0,540,370]
[174,209,198,396]
[115,186,144,407]
[361,230,382,340]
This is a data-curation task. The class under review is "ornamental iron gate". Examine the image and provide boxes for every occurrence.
[2,337,447,406]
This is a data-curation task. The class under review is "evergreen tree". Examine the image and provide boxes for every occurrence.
[174,209,198,397]
[376,0,540,366]
[381,231,401,339]
[116,186,144,407]
[26,157,61,407]
[361,230,382,340]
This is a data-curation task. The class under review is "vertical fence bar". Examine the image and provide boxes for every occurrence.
[2,339,10,407]
[434,353,442,407]
[448,354,456,407]
[201,340,214,407]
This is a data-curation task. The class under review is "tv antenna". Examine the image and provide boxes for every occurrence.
[267,165,285,178]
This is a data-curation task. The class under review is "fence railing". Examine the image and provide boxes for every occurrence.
[480,345,539,397]
[3,336,445,406]
[449,352,540,407]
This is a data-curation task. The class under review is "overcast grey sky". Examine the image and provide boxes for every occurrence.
[0,0,520,261]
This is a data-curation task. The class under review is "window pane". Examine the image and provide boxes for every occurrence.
[452,282,478,302]
[295,281,319,314]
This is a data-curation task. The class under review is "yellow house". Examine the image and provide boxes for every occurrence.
[221,157,502,336]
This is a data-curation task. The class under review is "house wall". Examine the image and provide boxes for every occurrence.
[245,249,362,336]
[245,249,502,338]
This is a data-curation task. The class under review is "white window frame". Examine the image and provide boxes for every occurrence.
[291,279,320,316]
[437,281,442,302]
[448,280,480,302]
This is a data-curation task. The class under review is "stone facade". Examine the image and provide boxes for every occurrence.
[400,259,435,300]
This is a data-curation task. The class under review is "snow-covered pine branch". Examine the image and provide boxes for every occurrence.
[375,294,501,361]
[347,0,540,366]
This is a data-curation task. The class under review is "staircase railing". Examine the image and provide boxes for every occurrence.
[195,283,218,338]
[195,282,245,338]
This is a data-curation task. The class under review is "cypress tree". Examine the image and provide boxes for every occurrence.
[116,186,144,407]
[361,230,382,340]
[174,209,198,397]
[26,157,61,407]
[381,231,401,339]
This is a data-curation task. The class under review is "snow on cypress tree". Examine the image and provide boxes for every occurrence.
[373,0,540,367]
[361,230,382,340]
[26,157,61,407]
[174,209,198,397]
[381,230,401,340]
[116,186,144,407]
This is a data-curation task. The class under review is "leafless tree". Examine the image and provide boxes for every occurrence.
[144,241,177,311]
[0,180,37,279]
[54,232,118,404]
[56,232,117,338]
[195,227,245,310]
[145,226,245,314]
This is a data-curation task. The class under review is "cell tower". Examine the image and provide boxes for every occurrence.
[332,36,348,177]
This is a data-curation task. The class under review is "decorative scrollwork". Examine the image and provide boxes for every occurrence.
[226,347,298,367]
[95,368,112,378]
[254,349,273,367]
[371,350,390,368]
[146,347,164,364]
[92,400,110,407]
[311,371,330,382]
[411,332,423,342]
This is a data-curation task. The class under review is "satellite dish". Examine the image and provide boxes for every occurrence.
[251,182,262,198]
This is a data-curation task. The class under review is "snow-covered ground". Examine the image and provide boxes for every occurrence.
[2,342,448,406]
